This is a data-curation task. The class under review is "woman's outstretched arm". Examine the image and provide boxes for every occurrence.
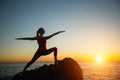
[45,31,65,39]
[15,37,37,40]
[16,30,40,40]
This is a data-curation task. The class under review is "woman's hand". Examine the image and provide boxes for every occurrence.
[58,30,65,33]
[45,30,65,40]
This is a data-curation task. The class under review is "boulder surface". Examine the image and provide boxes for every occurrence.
[11,58,83,80]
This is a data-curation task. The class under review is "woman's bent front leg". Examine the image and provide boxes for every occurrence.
[42,47,57,63]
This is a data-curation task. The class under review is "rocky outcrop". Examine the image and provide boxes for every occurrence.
[11,58,83,80]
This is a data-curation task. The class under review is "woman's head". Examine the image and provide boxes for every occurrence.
[38,28,45,34]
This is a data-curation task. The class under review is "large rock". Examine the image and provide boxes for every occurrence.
[11,58,83,80]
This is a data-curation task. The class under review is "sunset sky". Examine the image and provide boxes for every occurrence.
[0,0,120,62]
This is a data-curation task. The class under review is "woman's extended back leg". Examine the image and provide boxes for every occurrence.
[23,51,41,71]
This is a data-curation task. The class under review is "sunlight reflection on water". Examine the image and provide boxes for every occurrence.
[79,62,120,80]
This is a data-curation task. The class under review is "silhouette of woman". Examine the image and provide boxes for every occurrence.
[16,28,65,71]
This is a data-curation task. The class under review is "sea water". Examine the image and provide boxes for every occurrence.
[0,62,120,80]
[79,62,120,80]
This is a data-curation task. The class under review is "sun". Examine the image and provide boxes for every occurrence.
[96,56,103,62]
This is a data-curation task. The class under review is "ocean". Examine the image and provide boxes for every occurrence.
[0,62,120,80]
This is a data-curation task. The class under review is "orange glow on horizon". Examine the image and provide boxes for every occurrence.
[0,52,120,62]
[95,56,103,62]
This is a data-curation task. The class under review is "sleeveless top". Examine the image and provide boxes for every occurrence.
[37,37,47,51]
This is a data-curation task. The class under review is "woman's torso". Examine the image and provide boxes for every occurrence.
[37,37,47,51]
